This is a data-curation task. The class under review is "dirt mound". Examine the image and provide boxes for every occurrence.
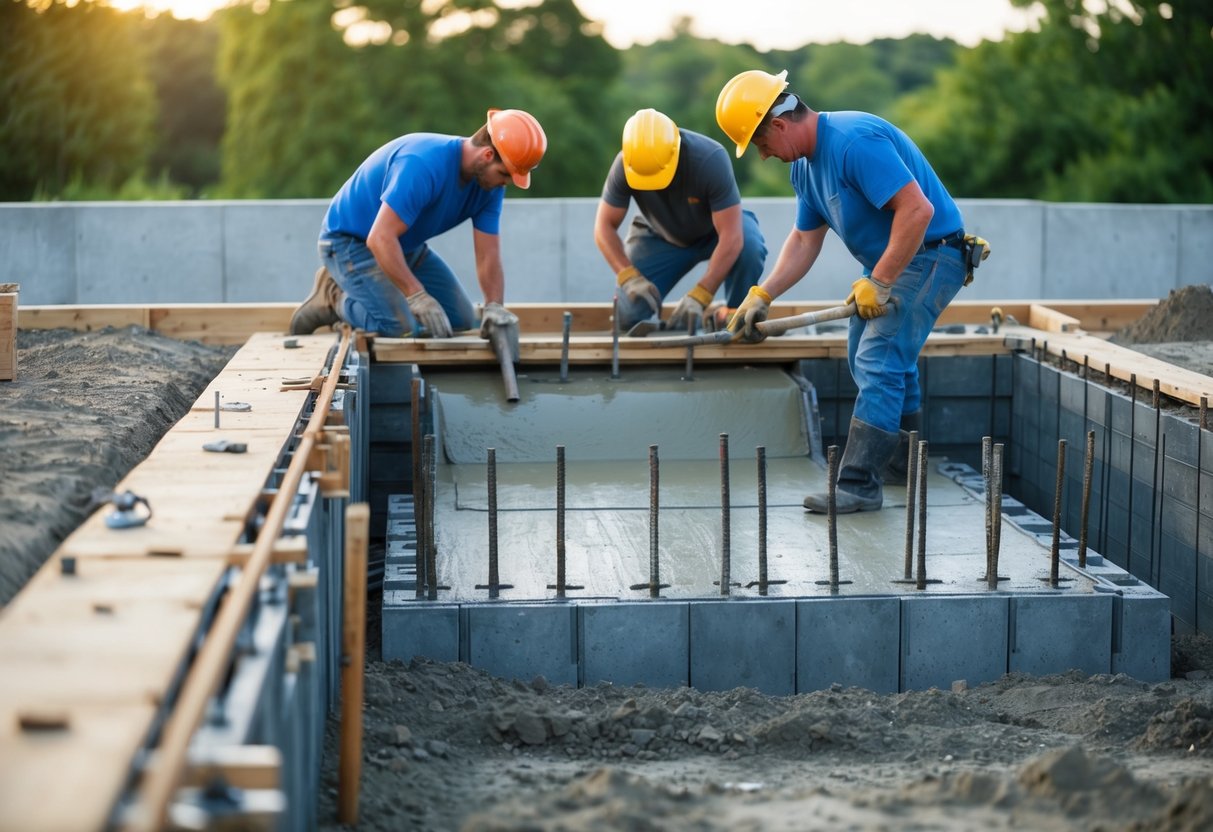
[1112,284,1213,345]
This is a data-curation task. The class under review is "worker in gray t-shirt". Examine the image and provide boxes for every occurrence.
[595,109,767,332]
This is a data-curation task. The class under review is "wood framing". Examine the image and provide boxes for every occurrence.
[0,283,16,381]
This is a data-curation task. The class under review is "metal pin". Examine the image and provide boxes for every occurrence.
[630,445,670,596]
[683,316,696,381]
[756,446,768,594]
[1079,430,1095,569]
[556,444,566,597]
[1153,378,1160,409]
[827,444,840,591]
[991,443,1004,585]
[611,295,621,380]
[719,433,731,595]
[916,441,929,591]
[1201,397,1208,431]
[425,434,439,600]
[412,378,426,599]
[560,311,572,383]
[214,390,220,429]
[475,449,513,598]
[1050,438,1066,588]
[983,435,993,585]
[903,431,919,581]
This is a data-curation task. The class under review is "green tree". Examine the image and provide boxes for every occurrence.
[797,42,897,115]
[0,0,156,200]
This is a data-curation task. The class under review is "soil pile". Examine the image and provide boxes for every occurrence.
[0,327,231,605]
[1112,284,1213,345]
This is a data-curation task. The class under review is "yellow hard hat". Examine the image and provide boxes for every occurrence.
[715,69,788,158]
[621,109,681,190]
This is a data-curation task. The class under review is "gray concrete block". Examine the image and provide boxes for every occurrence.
[901,595,1008,691]
[560,199,611,302]
[1009,594,1112,676]
[381,602,459,663]
[580,602,689,688]
[0,205,76,304]
[1113,592,1171,681]
[223,200,326,302]
[1045,204,1179,299]
[689,599,796,694]
[466,603,578,686]
[1178,208,1213,285]
[76,203,223,302]
[796,596,899,693]
[957,200,1046,300]
[1160,573,1195,631]
[501,200,565,301]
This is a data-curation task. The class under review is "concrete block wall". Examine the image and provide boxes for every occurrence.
[1009,353,1213,635]
[8,199,1211,306]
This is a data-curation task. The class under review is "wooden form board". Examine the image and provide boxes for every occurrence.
[0,284,16,381]
[20,303,296,345]
[0,331,335,832]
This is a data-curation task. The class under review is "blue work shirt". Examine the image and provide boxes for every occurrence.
[321,134,504,251]
[791,112,962,272]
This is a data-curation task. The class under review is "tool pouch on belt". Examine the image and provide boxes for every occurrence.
[962,234,991,286]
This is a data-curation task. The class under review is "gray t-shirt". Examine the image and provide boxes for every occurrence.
[601,129,741,248]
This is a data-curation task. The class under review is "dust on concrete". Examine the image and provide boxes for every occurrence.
[0,327,232,605]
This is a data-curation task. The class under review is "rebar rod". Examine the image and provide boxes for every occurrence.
[903,431,918,580]
[487,448,499,598]
[560,311,572,383]
[684,316,696,381]
[982,435,993,585]
[611,295,620,380]
[1050,438,1066,588]
[827,444,839,591]
[425,434,438,600]
[757,446,768,595]
[412,378,425,598]
[1079,430,1095,569]
[719,433,730,596]
[1202,396,1208,431]
[648,444,660,597]
[991,442,1004,585]
[916,441,929,591]
[214,390,220,429]
[556,444,566,598]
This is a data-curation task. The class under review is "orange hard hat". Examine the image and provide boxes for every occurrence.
[486,109,547,189]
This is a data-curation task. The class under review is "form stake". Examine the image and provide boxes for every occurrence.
[560,311,571,383]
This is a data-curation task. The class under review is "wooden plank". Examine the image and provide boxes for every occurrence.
[0,288,15,381]
[20,304,294,345]
[20,304,151,333]
[338,504,369,824]
[1028,303,1084,333]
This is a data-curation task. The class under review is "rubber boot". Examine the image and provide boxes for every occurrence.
[289,266,343,335]
[882,411,923,486]
[804,417,902,514]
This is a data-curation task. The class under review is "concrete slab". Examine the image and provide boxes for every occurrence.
[1009,594,1112,676]
[797,596,900,693]
[689,599,796,694]
[465,603,579,686]
[901,595,1009,691]
[1113,591,1171,682]
[223,201,325,302]
[0,205,75,304]
[580,602,689,688]
[380,600,459,663]
[1045,204,1179,299]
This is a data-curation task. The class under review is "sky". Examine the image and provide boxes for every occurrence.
[106,0,1042,49]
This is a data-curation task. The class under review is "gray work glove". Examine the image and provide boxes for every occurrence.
[616,265,661,315]
[406,289,453,338]
[479,301,519,339]
[667,283,714,330]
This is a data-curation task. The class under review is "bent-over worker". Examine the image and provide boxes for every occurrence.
[595,108,767,333]
[289,109,547,341]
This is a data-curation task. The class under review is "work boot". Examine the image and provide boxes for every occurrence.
[883,411,923,485]
[289,266,343,335]
[804,417,902,513]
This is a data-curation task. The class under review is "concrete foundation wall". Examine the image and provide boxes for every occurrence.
[9,199,1211,306]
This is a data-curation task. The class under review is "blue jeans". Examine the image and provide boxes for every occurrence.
[616,209,767,330]
[318,232,475,337]
[848,245,967,433]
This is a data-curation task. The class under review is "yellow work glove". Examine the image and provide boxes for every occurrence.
[406,289,453,338]
[616,265,661,316]
[847,276,892,320]
[667,283,714,330]
[726,285,773,342]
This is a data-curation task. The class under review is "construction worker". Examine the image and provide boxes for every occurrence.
[289,109,547,340]
[717,70,966,514]
[595,108,767,333]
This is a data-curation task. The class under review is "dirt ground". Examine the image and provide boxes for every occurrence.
[2,287,1211,831]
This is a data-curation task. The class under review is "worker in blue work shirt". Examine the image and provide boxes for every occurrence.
[289,109,547,340]
[595,108,767,333]
[716,70,968,514]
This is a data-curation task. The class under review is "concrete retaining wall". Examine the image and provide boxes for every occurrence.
[8,199,1211,306]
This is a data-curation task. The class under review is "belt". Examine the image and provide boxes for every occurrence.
[920,230,965,253]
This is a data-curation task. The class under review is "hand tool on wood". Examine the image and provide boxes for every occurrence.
[203,440,248,454]
[98,489,153,529]
[481,304,520,402]
[640,302,856,347]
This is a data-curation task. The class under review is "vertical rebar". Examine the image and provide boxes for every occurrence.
[991,443,1004,586]
[611,295,621,380]
[412,379,425,599]
[1079,430,1095,569]
[827,444,840,591]
[560,311,572,383]
[719,433,730,596]
[645,445,658,598]
[487,448,499,599]
[916,441,929,591]
[982,435,993,584]
[901,431,918,580]
[757,446,768,595]
[684,316,696,381]
[1202,397,1208,431]
[214,390,220,429]
[556,444,566,598]
[1050,438,1066,588]
[425,434,438,600]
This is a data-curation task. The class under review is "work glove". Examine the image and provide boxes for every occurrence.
[479,301,518,339]
[406,289,453,338]
[667,283,714,330]
[726,285,773,343]
[847,276,892,320]
[616,265,661,316]
[702,301,730,332]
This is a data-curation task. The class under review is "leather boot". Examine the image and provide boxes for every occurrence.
[883,411,923,485]
[289,266,343,335]
[804,417,902,513]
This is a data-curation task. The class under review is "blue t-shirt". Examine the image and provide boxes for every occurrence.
[321,134,504,251]
[791,112,962,271]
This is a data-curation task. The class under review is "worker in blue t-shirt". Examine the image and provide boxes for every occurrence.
[717,70,968,514]
[596,108,767,333]
[290,109,547,340]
